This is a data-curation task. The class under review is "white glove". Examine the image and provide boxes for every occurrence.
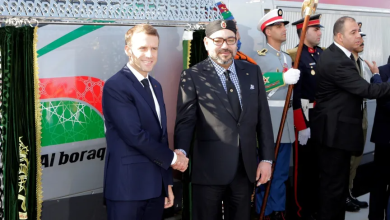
[283,68,300,85]
[298,128,310,145]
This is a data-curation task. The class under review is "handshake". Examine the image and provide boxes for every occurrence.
[171,149,189,172]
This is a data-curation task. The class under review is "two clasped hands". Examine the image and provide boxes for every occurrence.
[165,150,188,209]
[171,149,189,172]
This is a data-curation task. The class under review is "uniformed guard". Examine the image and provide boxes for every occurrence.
[287,14,324,220]
[347,21,371,211]
[216,2,299,91]
[254,9,301,220]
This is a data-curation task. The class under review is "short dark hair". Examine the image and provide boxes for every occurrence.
[263,26,269,37]
[333,16,356,36]
[297,29,302,38]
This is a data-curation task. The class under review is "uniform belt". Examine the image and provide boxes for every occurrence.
[268,100,292,108]
[301,99,316,109]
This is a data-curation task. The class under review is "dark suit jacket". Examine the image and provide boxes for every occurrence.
[174,58,274,185]
[312,43,390,152]
[102,65,173,201]
[371,64,390,144]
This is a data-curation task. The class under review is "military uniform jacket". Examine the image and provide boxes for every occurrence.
[255,43,295,143]
[288,44,323,131]
[359,57,372,131]
[359,57,372,83]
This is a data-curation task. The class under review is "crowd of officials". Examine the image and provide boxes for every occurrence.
[101,2,390,220]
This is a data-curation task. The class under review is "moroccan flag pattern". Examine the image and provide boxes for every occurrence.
[39,76,105,147]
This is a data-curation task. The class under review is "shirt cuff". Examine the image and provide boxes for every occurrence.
[178,149,187,157]
[261,160,273,165]
[171,152,177,165]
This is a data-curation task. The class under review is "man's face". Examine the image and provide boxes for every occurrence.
[204,29,237,66]
[306,26,322,46]
[125,32,159,75]
[266,23,287,43]
[339,19,362,51]
[356,36,365,53]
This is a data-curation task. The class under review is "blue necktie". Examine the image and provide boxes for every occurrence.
[141,78,155,110]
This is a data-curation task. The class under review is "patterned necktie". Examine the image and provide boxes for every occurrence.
[223,70,241,120]
[141,78,156,110]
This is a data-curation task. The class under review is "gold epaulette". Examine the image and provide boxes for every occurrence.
[286,47,298,62]
[257,48,268,56]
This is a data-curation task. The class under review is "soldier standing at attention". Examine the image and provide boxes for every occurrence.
[255,9,301,220]
[215,2,300,90]
[287,14,324,220]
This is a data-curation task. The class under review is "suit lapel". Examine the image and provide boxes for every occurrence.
[331,43,359,73]
[122,66,160,123]
[150,77,166,133]
[235,61,249,122]
[202,59,236,120]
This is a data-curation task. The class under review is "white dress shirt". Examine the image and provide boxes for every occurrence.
[334,42,352,58]
[127,63,177,165]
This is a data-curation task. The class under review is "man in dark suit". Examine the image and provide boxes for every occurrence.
[311,16,390,220]
[174,20,275,220]
[367,61,390,220]
[102,24,188,220]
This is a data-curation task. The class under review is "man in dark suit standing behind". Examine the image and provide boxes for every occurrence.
[174,20,275,220]
[102,24,189,220]
[367,61,390,220]
[311,16,390,220]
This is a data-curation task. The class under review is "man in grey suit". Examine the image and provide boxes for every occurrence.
[174,19,275,220]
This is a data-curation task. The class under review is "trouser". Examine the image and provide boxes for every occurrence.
[192,155,253,220]
[368,143,390,220]
[317,144,351,220]
[349,127,367,189]
[106,192,165,220]
[256,143,291,216]
[292,137,320,218]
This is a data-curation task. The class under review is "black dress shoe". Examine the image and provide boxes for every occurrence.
[349,190,369,208]
[273,211,286,220]
[345,197,360,212]
[302,214,317,220]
